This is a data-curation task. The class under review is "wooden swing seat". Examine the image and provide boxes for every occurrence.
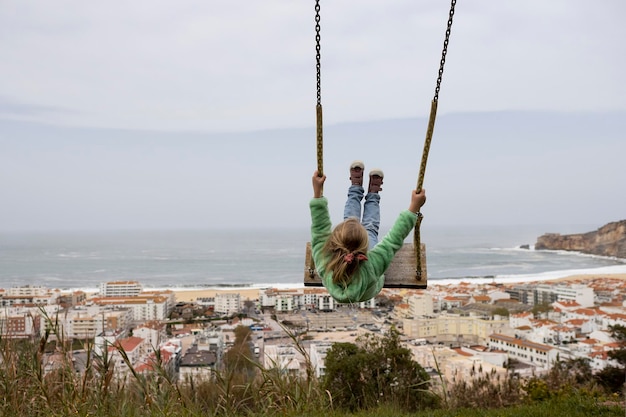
[303,242,428,289]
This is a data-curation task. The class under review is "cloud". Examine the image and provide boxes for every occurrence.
[1,1,624,132]
[0,96,77,118]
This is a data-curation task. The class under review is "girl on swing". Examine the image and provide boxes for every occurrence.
[310,161,427,303]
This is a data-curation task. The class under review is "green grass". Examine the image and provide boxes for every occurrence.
[0,316,623,417]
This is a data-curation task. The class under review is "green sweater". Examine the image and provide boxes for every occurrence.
[310,196,418,303]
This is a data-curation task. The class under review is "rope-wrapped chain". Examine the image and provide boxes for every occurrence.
[314,0,457,283]
[415,0,456,280]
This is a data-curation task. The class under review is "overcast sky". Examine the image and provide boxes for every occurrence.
[1,1,625,232]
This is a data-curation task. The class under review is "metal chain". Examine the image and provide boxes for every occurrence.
[434,0,456,102]
[314,0,324,176]
[315,0,321,106]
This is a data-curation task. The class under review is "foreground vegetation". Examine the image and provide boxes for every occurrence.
[1,320,625,417]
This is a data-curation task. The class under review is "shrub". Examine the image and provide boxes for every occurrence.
[322,328,439,412]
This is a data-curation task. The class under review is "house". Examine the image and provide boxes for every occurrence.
[441,296,466,310]
[470,295,491,305]
[179,345,217,381]
[264,344,304,376]
[108,336,146,379]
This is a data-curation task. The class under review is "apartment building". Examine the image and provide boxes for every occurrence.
[309,342,333,378]
[260,287,375,312]
[91,296,170,322]
[0,308,41,338]
[99,281,143,297]
[0,285,59,307]
[108,336,146,379]
[403,313,510,345]
[63,307,134,339]
[488,333,561,371]
[263,344,303,376]
[506,283,594,307]
[407,292,434,317]
[6,285,52,297]
[214,293,241,316]
[134,321,168,354]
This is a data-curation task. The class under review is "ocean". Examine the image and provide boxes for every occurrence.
[1,225,625,292]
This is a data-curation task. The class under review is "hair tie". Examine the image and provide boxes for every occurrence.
[344,252,368,264]
[344,253,355,264]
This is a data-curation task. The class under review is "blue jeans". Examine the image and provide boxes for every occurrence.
[343,185,380,250]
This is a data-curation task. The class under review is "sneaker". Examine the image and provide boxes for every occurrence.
[368,169,384,193]
[349,160,365,186]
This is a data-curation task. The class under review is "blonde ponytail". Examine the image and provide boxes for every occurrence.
[322,218,369,286]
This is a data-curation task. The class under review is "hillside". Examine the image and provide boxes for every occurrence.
[535,220,626,258]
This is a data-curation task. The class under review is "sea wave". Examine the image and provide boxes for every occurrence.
[67,265,626,295]
[73,282,303,294]
[528,248,626,262]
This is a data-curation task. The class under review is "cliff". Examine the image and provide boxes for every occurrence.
[535,220,626,259]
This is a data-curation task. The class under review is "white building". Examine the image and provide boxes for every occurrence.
[526,323,577,345]
[99,281,143,297]
[275,294,295,312]
[7,285,52,297]
[94,329,125,356]
[535,284,594,308]
[51,306,134,339]
[600,312,626,330]
[134,322,168,354]
[91,296,170,322]
[0,285,59,307]
[196,297,215,309]
[141,290,177,314]
[510,311,534,329]
[214,293,241,316]
[488,333,562,371]
[316,293,337,311]
[486,289,511,303]
[107,336,146,380]
[264,344,303,376]
[587,329,615,343]
[259,288,342,312]
[407,292,434,317]
[309,342,333,378]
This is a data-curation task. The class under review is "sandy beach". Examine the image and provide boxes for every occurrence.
[547,273,626,284]
[169,273,626,302]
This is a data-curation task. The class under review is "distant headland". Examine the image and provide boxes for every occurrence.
[535,220,626,259]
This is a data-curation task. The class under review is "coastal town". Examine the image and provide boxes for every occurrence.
[2,274,626,382]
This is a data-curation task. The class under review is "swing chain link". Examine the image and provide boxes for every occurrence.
[434,0,456,102]
[315,0,322,106]
[314,0,324,176]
